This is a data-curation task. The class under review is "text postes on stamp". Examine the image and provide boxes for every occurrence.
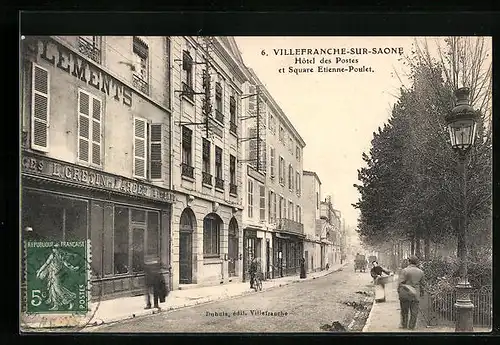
[25,240,90,315]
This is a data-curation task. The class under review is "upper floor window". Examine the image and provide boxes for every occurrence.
[288,201,293,220]
[79,36,101,64]
[296,171,301,196]
[279,126,284,142]
[133,117,163,180]
[296,145,301,162]
[269,146,276,178]
[182,50,194,101]
[132,37,149,95]
[248,179,254,218]
[31,63,50,152]
[259,184,266,222]
[202,138,211,185]
[268,190,274,223]
[78,90,102,167]
[230,155,237,195]
[215,146,223,189]
[229,95,237,135]
[269,113,276,134]
[296,205,302,223]
[288,164,294,190]
[316,192,319,209]
[181,126,193,178]
[279,156,285,185]
[215,82,224,123]
[289,137,294,154]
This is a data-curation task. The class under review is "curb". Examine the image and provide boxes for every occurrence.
[362,275,398,332]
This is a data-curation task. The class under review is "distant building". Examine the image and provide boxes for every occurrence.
[302,171,334,272]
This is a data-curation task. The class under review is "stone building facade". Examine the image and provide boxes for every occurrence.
[169,37,247,289]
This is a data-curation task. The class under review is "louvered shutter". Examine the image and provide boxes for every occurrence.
[134,117,147,178]
[150,124,162,179]
[78,91,91,162]
[248,85,256,115]
[91,97,102,165]
[270,146,275,177]
[31,64,49,151]
[248,127,257,168]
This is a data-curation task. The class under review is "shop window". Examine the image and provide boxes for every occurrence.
[131,228,145,273]
[203,214,221,256]
[114,207,129,274]
[147,211,160,256]
[21,190,88,242]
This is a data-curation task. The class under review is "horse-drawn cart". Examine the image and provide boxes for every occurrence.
[354,254,367,272]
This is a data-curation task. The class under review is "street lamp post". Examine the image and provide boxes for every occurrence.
[444,87,479,332]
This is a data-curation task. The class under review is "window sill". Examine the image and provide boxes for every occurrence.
[202,182,213,189]
[215,187,224,193]
[229,192,238,197]
[181,95,195,106]
[230,130,238,138]
[182,175,195,183]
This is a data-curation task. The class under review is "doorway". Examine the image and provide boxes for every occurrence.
[228,218,239,277]
[266,240,271,279]
[179,209,195,284]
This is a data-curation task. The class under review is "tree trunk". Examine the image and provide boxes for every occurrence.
[424,237,431,261]
[411,236,415,255]
[415,233,422,259]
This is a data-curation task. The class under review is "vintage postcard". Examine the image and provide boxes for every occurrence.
[19,28,492,333]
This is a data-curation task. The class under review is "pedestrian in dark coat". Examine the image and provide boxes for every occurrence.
[144,256,162,310]
[398,255,425,330]
[300,257,306,279]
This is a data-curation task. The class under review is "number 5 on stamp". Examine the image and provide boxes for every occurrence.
[24,240,90,314]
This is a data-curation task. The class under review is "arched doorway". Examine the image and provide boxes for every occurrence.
[228,217,239,277]
[202,213,223,257]
[179,208,196,284]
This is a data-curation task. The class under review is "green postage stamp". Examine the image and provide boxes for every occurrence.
[24,240,91,314]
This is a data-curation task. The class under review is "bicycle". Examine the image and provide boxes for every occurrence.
[253,271,263,292]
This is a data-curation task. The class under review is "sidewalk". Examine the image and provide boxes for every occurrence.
[21,262,347,330]
[362,277,491,333]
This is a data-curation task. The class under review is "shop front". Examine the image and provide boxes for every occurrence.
[242,228,260,282]
[21,152,175,301]
[272,233,304,278]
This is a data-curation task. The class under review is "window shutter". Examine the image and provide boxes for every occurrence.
[78,91,91,162]
[270,147,275,177]
[31,64,50,151]
[248,85,256,113]
[134,117,147,178]
[149,124,162,179]
[91,97,102,165]
[249,127,257,168]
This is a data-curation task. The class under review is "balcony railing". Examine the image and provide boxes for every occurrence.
[202,172,212,186]
[215,109,224,123]
[181,163,194,178]
[230,121,237,135]
[182,82,194,102]
[229,183,237,195]
[133,74,149,95]
[215,177,224,190]
[276,218,304,236]
[78,37,101,64]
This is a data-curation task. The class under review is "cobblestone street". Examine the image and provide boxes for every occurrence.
[90,268,374,333]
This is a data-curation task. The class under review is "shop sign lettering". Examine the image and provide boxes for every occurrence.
[36,38,133,107]
[22,156,175,203]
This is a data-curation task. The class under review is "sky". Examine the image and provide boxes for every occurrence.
[234,37,419,227]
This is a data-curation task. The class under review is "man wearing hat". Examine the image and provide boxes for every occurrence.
[398,255,425,330]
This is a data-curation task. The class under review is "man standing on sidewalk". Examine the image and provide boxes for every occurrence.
[398,255,425,330]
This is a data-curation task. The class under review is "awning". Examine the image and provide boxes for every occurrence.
[276,232,305,240]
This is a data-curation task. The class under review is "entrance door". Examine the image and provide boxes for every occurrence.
[228,218,238,277]
[243,235,255,282]
[266,240,271,279]
[179,209,195,284]
[179,232,192,284]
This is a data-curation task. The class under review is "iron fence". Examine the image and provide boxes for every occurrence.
[423,286,492,328]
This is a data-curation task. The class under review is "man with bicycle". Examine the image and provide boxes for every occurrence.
[249,256,259,289]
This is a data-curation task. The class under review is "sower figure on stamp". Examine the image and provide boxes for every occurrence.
[397,255,425,330]
[144,255,162,310]
[36,244,80,311]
